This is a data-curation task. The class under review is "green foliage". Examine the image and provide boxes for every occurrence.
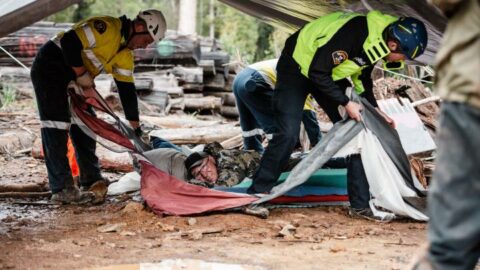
[254,22,274,62]
[215,4,259,64]
[47,0,179,29]
[0,83,17,109]
[46,0,289,64]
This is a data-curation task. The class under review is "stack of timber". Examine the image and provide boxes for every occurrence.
[0,22,238,119]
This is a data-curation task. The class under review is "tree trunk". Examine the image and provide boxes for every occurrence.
[184,96,222,110]
[150,124,241,145]
[178,0,198,35]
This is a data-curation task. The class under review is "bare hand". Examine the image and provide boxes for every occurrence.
[376,108,396,128]
[344,101,362,122]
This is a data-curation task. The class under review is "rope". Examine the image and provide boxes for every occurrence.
[374,66,433,84]
[0,46,30,72]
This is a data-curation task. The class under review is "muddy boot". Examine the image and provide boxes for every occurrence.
[50,186,94,205]
[242,205,269,219]
[87,179,109,204]
[348,207,394,223]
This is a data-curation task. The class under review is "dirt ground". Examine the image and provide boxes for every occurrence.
[0,91,428,270]
[0,156,428,270]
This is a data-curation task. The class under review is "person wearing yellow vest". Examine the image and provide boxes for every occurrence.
[247,11,428,221]
[30,9,166,204]
[233,58,322,153]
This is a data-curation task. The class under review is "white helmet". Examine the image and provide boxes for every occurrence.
[137,9,166,43]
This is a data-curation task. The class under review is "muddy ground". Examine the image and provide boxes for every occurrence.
[0,142,427,270]
[0,92,428,270]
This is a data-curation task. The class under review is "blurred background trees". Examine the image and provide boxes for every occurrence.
[47,0,289,64]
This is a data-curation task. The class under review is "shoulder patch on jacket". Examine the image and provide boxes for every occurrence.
[93,20,107,34]
[332,50,348,65]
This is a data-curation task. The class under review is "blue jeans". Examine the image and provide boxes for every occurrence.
[233,67,277,153]
[150,136,182,152]
[233,68,323,152]
[427,102,480,270]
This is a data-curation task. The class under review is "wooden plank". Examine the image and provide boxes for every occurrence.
[220,105,239,118]
[149,124,241,145]
[184,96,222,111]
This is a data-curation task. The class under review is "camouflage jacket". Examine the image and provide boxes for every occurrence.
[204,142,261,187]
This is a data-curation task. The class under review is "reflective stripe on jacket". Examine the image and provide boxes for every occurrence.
[293,11,397,94]
[55,16,134,83]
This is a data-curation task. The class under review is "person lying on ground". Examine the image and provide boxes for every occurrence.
[141,136,346,188]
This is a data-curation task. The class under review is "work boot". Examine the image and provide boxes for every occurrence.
[242,205,269,219]
[84,179,109,204]
[50,186,94,205]
[348,207,394,223]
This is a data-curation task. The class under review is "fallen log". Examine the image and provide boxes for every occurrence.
[149,124,241,145]
[32,140,133,172]
[220,105,239,118]
[0,131,35,154]
[204,92,236,106]
[220,134,243,150]
[0,191,51,199]
[198,60,216,76]
[141,115,221,129]
[204,73,226,91]
[184,96,222,111]
[0,182,48,193]
[172,66,203,84]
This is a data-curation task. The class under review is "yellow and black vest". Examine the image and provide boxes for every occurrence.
[54,16,134,83]
[292,11,398,94]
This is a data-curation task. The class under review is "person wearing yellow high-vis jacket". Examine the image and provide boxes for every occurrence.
[233,58,322,153]
[30,10,166,204]
[247,11,428,221]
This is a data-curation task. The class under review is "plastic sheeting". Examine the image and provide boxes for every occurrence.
[254,93,427,220]
[140,161,257,216]
[359,129,428,220]
[69,84,425,219]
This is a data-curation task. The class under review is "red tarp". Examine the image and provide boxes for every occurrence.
[71,91,349,216]
[140,161,258,215]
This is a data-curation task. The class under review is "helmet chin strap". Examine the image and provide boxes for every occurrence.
[126,20,150,45]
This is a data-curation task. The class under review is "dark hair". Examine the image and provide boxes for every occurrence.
[185,151,208,171]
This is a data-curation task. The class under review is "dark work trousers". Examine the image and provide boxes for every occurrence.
[302,110,322,147]
[31,41,102,193]
[233,68,322,153]
[248,52,370,209]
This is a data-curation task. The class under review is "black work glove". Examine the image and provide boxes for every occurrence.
[134,127,143,137]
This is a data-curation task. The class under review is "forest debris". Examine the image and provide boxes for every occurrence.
[187,218,197,226]
[149,124,241,145]
[156,222,176,232]
[329,244,347,253]
[0,182,48,193]
[0,191,51,199]
[0,131,35,154]
[279,224,296,238]
[410,158,428,188]
[122,202,144,215]
[120,231,136,237]
[97,223,126,233]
